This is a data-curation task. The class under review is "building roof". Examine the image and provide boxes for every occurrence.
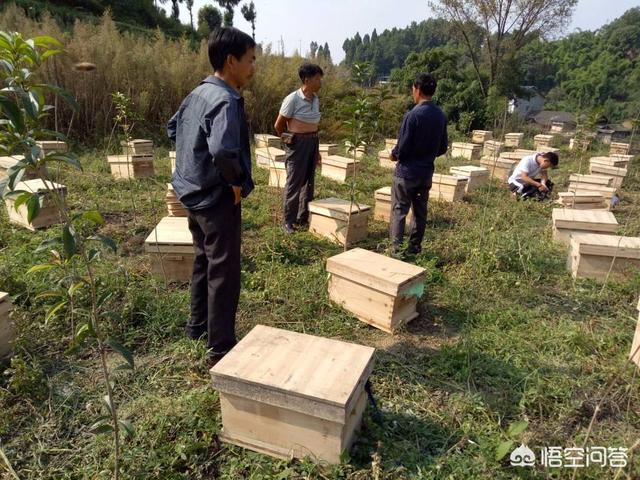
[532,110,576,126]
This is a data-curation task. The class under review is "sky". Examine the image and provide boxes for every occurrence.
[168,0,640,62]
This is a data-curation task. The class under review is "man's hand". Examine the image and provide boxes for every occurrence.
[232,185,242,205]
[537,183,549,193]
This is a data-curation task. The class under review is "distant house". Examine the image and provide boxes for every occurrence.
[532,110,577,132]
[508,86,546,118]
[596,123,631,144]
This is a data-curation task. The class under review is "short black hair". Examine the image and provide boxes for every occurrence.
[413,73,437,96]
[541,151,559,167]
[208,27,256,72]
[299,63,324,82]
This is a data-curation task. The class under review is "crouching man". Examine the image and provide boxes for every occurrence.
[508,151,559,200]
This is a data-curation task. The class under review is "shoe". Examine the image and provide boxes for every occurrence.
[283,223,295,234]
[185,327,207,341]
[205,351,227,368]
[295,220,309,230]
[406,246,422,255]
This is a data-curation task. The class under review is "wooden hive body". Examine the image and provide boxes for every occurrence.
[373,187,413,223]
[482,140,504,157]
[567,234,640,281]
[557,192,607,210]
[107,154,154,179]
[630,297,640,367]
[569,138,591,151]
[5,179,66,230]
[384,138,398,150]
[210,325,375,464]
[534,134,558,149]
[121,139,154,155]
[499,151,529,161]
[588,164,627,189]
[552,209,618,245]
[308,198,370,246]
[378,149,395,170]
[165,184,188,217]
[471,130,493,144]
[609,142,630,156]
[326,248,426,333]
[568,174,613,187]
[144,216,193,282]
[0,292,14,359]
[451,142,481,160]
[429,174,467,202]
[254,134,281,149]
[589,156,628,168]
[479,156,517,182]
[268,161,287,188]
[36,140,68,154]
[610,154,633,165]
[321,156,359,184]
[319,143,340,156]
[449,166,489,192]
[504,133,524,148]
[255,147,286,170]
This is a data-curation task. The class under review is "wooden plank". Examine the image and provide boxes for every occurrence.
[552,209,618,230]
[144,216,192,246]
[326,247,425,297]
[210,325,375,422]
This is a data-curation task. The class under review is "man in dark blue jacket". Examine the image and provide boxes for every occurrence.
[167,27,255,364]
[390,73,448,256]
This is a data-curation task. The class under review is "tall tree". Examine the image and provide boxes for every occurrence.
[309,41,319,58]
[198,4,223,36]
[185,0,195,30]
[170,0,181,20]
[216,0,241,26]
[430,0,577,97]
[323,42,332,63]
[241,1,257,40]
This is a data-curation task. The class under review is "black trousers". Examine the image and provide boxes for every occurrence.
[283,136,319,225]
[509,179,554,200]
[390,175,432,251]
[186,188,241,354]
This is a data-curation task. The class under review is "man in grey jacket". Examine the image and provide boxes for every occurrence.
[167,27,255,365]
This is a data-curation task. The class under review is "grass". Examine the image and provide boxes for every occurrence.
[1,140,640,479]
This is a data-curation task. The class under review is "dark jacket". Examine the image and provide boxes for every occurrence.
[167,75,254,210]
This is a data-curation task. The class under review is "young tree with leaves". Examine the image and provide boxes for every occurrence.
[241,1,257,40]
[216,0,241,26]
[198,4,223,36]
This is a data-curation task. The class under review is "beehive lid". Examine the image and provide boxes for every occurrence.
[450,165,489,176]
[611,142,629,148]
[591,165,628,176]
[569,174,613,186]
[255,147,285,160]
[552,209,618,230]
[268,161,286,170]
[432,173,467,186]
[558,192,604,203]
[324,155,358,166]
[610,154,633,161]
[452,142,478,149]
[535,134,554,140]
[473,130,492,135]
[254,133,279,141]
[506,132,524,137]
[36,140,67,148]
[12,179,66,194]
[484,140,503,147]
[571,233,640,259]
[107,154,153,164]
[0,155,24,169]
[480,156,516,167]
[319,143,338,149]
[326,247,426,296]
[144,216,192,246]
[122,138,153,146]
[309,198,370,221]
[514,149,538,155]
[375,186,391,199]
[210,324,375,423]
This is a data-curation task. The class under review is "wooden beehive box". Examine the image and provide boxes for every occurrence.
[471,130,493,144]
[321,155,359,184]
[610,142,630,156]
[568,174,614,188]
[0,155,40,180]
[5,179,66,230]
[568,233,640,282]
[589,164,627,189]
[309,198,370,246]
[0,292,14,359]
[504,133,524,148]
[567,183,616,202]
[121,139,153,155]
[569,138,591,151]
[36,140,68,155]
[451,142,481,160]
[144,216,193,282]
[552,209,618,246]
[429,174,467,202]
[319,143,340,157]
[449,166,489,192]
[255,147,286,170]
[480,156,516,183]
[630,297,640,367]
[326,248,426,333]
[210,324,375,463]
[534,134,558,149]
[385,138,397,150]
[482,140,504,158]
[610,154,633,165]
[165,184,187,217]
[169,151,176,174]
[499,151,528,162]
[590,156,628,169]
[254,133,281,149]
[557,192,607,210]
[268,162,287,188]
[378,149,395,170]
[107,154,154,179]
[373,187,413,223]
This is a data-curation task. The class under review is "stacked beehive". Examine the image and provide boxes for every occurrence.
[308,198,370,246]
[589,164,628,189]
[504,133,524,148]
[255,147,286,170]
[326,248,426,333]
[451,142,481,160]
[165,184,188,217]
[109,139,155,179]
[482,140,503,158]
[471,130,493,144]
[429,174,468,202]
[533,134,558,150]
[449,166,490,192]
[5,179,66,230]
[210,325,375,463]
[590,156,628,169]
[144,216,193,282]
[609,142,630,156]
[569,137,591,151]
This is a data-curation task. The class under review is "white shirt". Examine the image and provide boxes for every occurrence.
[279,89,321,124]
[508,153,543,192]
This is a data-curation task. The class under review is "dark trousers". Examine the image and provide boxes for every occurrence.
[283,136,318,225]
[390,175,432,251]
[509,179,555,200]
[186,189,241,354]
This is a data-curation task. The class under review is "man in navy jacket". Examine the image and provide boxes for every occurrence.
[390,73,448,256]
